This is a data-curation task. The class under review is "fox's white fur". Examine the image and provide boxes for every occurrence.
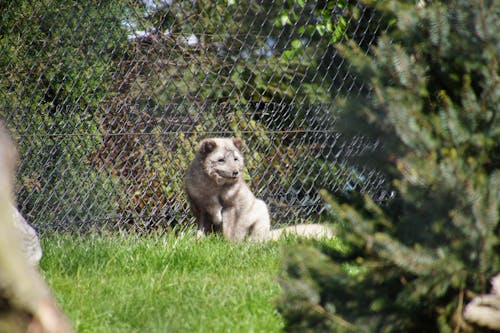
[184,137,333,242]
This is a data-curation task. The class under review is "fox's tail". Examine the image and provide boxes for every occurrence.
[258,223,334,241]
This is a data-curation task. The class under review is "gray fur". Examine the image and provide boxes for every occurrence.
[184,137,334,242]
[185,137,270,241]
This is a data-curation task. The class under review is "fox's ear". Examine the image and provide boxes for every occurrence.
[198,139,217,158]
[232,137,244,151]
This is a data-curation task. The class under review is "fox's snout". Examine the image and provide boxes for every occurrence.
[215,166,241,180]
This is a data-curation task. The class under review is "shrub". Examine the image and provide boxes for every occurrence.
[278,0,499,332]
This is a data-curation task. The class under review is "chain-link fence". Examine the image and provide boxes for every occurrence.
[1,0,391,234]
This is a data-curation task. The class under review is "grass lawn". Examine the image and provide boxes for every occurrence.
[40,232,286,333]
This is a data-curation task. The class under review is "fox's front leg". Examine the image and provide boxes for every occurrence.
[199,211,222,234]
[187,193,221,233]
[199,204,223,234]
[206,204,223,225]
[222,207,248,242]
[247,199,271,241]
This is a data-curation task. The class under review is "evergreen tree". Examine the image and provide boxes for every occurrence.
[278,0,499,332]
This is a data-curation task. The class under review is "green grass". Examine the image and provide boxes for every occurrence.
[40,232,286,333]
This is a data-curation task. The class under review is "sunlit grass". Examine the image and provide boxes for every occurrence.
[40,232,285,333]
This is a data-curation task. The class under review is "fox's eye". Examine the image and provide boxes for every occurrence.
[218,158,225,163]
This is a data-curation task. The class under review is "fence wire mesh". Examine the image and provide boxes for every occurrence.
[1,0,391,234]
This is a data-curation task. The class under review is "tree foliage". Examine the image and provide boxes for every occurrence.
[0,0,127,229]
[278,0,499,331]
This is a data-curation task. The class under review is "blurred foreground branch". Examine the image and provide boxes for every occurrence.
[464,273,500,331]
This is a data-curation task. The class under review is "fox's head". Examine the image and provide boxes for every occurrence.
[197,137,244,185]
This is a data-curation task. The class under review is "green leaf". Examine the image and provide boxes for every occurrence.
[291,39,302,49]
[332,17,347,43]
[316,24,326,36]
[280,13,291,26]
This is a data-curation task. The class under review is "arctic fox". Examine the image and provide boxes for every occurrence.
[184,137,333,242]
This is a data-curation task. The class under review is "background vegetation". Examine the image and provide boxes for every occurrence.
[0,1,127,231]
[0,0,390,232]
